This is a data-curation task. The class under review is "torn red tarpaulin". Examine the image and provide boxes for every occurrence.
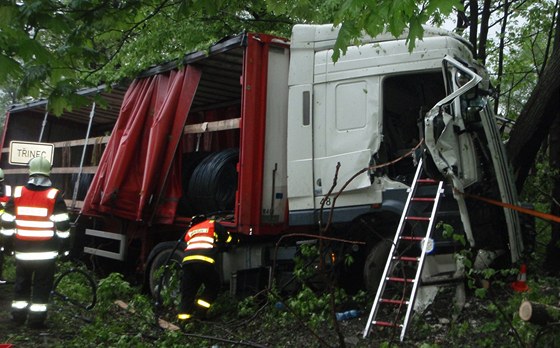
[81,65,202,223]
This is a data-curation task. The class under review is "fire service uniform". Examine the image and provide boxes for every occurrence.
[0,168,12,283]
[178,219,236,322]
[0,157,71,328]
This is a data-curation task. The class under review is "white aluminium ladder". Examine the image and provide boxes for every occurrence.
[363,158,444,341]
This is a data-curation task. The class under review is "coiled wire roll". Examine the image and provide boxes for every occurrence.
[187,148,239,214]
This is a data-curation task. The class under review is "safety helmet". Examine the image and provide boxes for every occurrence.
[28,157,52,177]
[0,168,3,181]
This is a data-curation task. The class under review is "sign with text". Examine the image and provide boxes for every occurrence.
[9,141,55,166]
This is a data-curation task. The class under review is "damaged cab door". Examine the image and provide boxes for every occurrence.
[423,55,523,262]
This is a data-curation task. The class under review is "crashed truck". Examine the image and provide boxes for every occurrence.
[1,24,526,299]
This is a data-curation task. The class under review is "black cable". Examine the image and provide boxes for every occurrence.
[51,268,97,310]
[154,228,190,310]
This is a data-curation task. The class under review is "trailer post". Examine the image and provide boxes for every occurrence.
[38,103,49,142]
[71,102,95,210]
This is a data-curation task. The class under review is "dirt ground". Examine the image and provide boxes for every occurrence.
[0,281,48,346]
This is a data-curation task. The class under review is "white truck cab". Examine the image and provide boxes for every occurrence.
[286,24,523,293]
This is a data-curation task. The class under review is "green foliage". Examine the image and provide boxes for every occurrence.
[3,255,560,346]
[439,221,466,246]
[52,266,97,310]
[330,0,462,60]
[485,0,556,120]
[293,242,320,281]
[516,152,555,268]
[0,0,461,114]
[1,253,15,280]
[0,0,298,114]
[238,294,260,317]
[152,262,182,308]
[283,285,336,328]
[96,272,136,308]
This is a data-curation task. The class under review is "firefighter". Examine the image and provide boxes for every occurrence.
[0,168,12,283]
[0,157,71,328]
[177,218,237,323]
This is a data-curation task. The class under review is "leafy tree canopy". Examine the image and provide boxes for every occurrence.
[0,0,460,115]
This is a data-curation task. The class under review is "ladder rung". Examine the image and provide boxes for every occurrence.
[400,236,424,242]
[411,197,435,202]
[417,178,438,184]
[387,277,415,283]
[363,159,442,341]
[405,216,430,221]
[373,320,402,328]
[393,256,419,262]
[380,298,409,305]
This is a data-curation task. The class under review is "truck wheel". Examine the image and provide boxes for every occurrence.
[363,238,420,296]
[363,239,393,295]
[147,242,184,301]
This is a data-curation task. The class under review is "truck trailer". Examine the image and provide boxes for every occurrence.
[1,24,525,298]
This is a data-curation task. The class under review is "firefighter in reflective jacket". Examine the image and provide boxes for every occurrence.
[178,219,236,322]
[0,168,12,207]
[0,168,12,283]
[0,157,71,328]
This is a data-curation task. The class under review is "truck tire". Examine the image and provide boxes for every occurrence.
[363,238,420,296]
[147,241,184,300]
[363,239,393,295]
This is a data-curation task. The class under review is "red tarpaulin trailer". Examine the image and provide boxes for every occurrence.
[82,66,201,224]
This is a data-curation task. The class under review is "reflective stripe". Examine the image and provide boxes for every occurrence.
[226,235,233,243]
[16,220,54,228]
[196,299,211,308]
[14,186,22,198]
[182,255,215,263]
[186,236,214,250]
[5,185,11,197]
[190,236,214,244]
[17,206,48,217]
[15,251,58,260]
[1,228,15,236]
[12,301,29,309]
[16,229,55,238]
[47,189,58,199]
[29,303,48,312]
[186,242,213,250]
[56,230,70,239]
[51,213,69,222]
[177,313,192,320]
[1,213,15,222]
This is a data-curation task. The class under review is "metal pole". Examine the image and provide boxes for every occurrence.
[71,102,96,210]
[38,102,49,142]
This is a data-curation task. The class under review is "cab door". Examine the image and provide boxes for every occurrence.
[423,56,482,189]
[423,55,523,262]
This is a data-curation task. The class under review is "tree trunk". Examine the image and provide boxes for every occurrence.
[477,0,492,63]
[506,47,560,192]
[468,0,478,56]
[519,301,560,325]
[494,0,510,114]
[544,112,560,273]
[507,3,560,192]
